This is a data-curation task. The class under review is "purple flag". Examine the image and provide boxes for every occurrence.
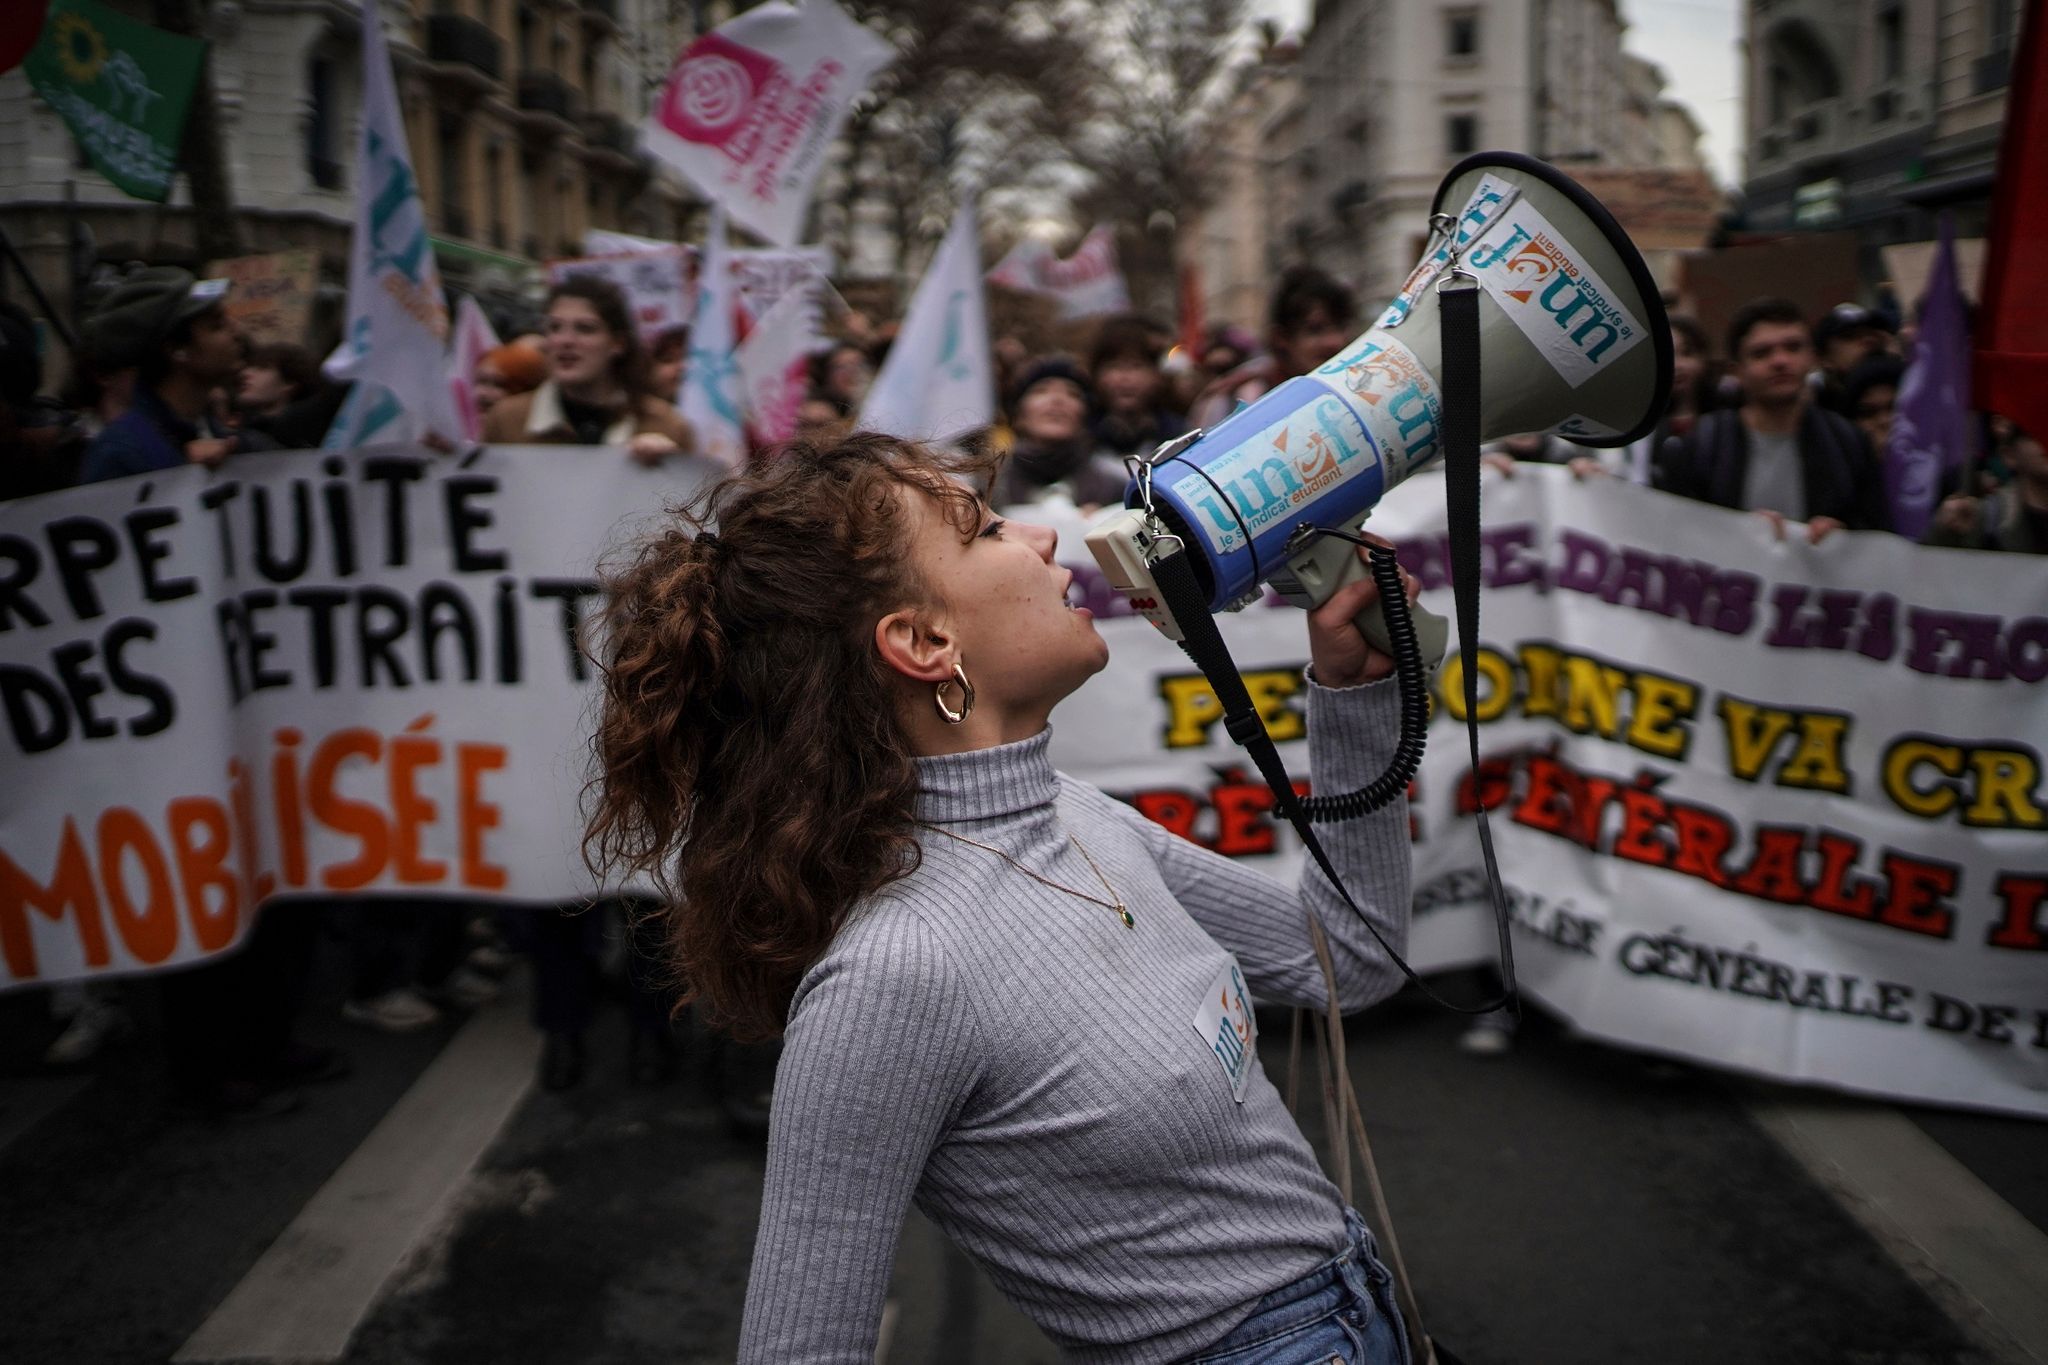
[1885,214,1974,538]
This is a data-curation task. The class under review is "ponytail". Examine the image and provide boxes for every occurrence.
[584,433,990,1040]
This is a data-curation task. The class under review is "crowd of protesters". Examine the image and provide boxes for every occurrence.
[0,250,2038,1123]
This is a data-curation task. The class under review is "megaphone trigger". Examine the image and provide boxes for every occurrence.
[1270,526,1450,672]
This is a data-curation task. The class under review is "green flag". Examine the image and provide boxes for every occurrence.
[24,0,206,203]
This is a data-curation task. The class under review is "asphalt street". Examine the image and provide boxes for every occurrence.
[1,934,2043,1365]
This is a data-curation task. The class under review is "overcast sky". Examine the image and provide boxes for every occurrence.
[1253,0,1745,186]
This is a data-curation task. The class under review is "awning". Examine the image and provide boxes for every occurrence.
[429,236,535,273]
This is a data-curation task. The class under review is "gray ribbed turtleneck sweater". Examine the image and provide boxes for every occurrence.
[738,679,1412,1363]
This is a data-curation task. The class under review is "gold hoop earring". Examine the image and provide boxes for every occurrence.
[934,662,975,724]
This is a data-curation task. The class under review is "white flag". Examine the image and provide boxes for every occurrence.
[322,0,461,448]
[860,202,993,444]
[678,206,746,467]
[446,295,501,442]
[737,285,823,446]
[985,225,1131,321]
[642,0,894,247]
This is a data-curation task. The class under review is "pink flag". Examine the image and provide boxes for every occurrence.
[984,226,1130,320]
[643,0,892,247]
[446,295,500,442]
[737,286,821,446]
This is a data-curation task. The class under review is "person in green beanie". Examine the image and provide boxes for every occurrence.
[80,267,244,484]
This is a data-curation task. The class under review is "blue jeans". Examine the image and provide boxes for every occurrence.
[1181,1210,1410,1364]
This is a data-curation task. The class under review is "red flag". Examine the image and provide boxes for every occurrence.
[1177,260,1205,361]
[0,1,50,75]
[1973,0,2048,434]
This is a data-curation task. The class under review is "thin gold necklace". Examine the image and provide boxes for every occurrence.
[921,825,1135,930]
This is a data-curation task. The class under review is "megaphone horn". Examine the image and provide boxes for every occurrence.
[1088,152,1673,630]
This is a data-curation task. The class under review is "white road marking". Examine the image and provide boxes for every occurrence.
[173,995,539,1364]
[1748,1091,2048,1365]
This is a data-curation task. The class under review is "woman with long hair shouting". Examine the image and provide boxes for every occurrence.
[586,431,1418,1364]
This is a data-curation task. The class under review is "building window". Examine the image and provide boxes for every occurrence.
[517,5,537,70]
[1879,7,1903,81]
[1445,10,1479,59]
[486,143,505,248]
[306,53,343,190]
[1446,113,1478,155]
[1986,0,2016,54]
[438,114,465,237]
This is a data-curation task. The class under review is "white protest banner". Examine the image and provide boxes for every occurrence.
[205,250,319,348]
[548,247,694,342]
[737,285,822,444]
[1029,468,2048,1118]
[0,447,719,990]
[678,205,746,464]
[987,225,1131,321]
[447,295,501,442]
[321,0,461,448]
[643,0,893,247]
[861,201,993,443]
[731,244,833,331]
[570,234,830,337]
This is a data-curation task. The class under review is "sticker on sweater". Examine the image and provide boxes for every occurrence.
[1193,957,1257,1103]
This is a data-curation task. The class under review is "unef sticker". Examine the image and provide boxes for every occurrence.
[1192,957,1257,1103]
[1162,384,1383,559]
[1311,333,1444,480]
[1375,174,1518,329]
[1464,200,1648,388]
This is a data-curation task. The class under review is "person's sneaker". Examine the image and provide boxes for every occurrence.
[1458,1007,1517,1057]
[341,988,441,1033]
[429,967,501,1010]
[42,999,132,1067]
[464,941,515,976]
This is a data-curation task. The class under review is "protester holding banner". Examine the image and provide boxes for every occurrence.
[472,341,546,418]
[227,341,347,453]
[481,277,694,460]
[648,326,690,408]
[1655,296,1891,540]
[584,432,1419,1362]
[79,267,242,484]
[1926,421,2048,553]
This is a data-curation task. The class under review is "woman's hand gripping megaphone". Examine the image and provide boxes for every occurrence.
[1304,534,1431,689]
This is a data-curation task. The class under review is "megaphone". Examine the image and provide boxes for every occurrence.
[1087,152,1672,645]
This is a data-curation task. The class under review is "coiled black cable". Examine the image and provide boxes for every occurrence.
[1300,539,1431,821]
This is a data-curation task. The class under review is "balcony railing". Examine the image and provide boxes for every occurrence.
[426,15,502,82]
[517,72,581,124]
[583,111,638,160]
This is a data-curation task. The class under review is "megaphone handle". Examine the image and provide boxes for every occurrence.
[1323,547,1450,671]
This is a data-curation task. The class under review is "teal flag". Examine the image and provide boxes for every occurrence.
[24,0,206,202]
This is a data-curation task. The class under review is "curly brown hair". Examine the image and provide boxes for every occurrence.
[584,431,989,1041]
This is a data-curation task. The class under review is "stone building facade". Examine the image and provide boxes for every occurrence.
[0,0,719,347]
[1741,0,2022,263]
[1190,0,1711,331]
